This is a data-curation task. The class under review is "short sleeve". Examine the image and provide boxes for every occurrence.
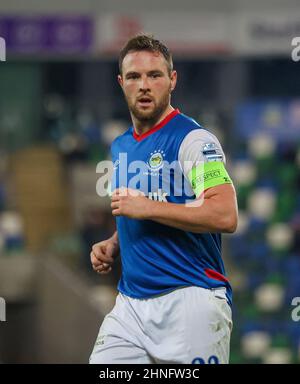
[178,129,232,197]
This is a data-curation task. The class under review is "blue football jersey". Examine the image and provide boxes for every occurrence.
[111,109,232,305]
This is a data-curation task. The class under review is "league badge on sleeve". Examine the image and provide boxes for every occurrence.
[202,143,223,162]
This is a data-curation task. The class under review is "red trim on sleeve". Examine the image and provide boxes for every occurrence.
[133,108,180,142]
[205,268,229,283]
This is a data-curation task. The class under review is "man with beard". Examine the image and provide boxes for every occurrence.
[89,34,238,364]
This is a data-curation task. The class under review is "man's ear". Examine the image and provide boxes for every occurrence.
[118,74,123,88]
[170,70,177,92]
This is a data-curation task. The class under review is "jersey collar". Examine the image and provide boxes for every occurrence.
[132,108,180,142]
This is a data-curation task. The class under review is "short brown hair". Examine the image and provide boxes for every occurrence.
[119,34,173,75]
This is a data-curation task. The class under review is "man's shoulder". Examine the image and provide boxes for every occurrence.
[174,112,205,136]
[176,112,221,142]
[171,112,212,144]
[176,112,202,128]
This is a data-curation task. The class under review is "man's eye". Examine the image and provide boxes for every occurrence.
[151,73,160,78]
[128,74,139,79]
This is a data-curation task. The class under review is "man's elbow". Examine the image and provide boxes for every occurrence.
[219,212,238,233]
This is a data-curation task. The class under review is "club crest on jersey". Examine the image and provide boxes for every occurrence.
[147,150,165,171]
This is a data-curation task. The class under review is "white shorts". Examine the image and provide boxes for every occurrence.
[89,286,233,364]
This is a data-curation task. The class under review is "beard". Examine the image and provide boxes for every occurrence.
[125,86,171,125]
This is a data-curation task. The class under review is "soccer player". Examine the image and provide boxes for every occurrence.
[89,34,238,364]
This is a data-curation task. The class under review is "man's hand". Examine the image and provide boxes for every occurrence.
[111,188,152,219]
[90,233,119,275]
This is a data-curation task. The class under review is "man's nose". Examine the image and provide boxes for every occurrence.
[139,75,150,91]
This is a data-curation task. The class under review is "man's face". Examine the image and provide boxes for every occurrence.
[118,50,177,123]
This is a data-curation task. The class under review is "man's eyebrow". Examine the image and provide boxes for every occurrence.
[125,71,140,77]
[125,70,164,78]
[147,70,164,75]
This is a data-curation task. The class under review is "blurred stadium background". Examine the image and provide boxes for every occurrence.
[0,0,300,364]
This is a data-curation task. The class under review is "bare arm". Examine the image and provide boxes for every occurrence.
[110,231,120,252]
[147,184,238,233]
[111,184,238,234]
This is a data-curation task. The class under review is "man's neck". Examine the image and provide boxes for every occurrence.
[132,105,174,136]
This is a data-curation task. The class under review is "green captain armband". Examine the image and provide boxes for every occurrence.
[188,161,232,197]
